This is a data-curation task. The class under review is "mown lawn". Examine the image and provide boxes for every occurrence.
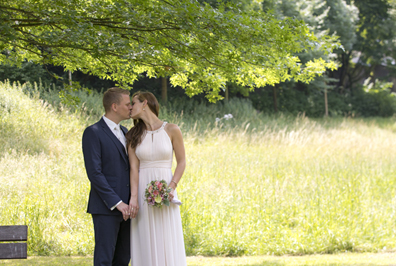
[1,253,396,266]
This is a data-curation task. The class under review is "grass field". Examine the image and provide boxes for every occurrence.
[1,81,396,257]
[1,253,396,266]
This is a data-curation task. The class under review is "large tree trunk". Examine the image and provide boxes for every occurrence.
[161,77,167,104]
[324,88,328,117]
[338,52,351,92]
[225,85,229,101]
[273,85,278,113]
[68,70,72,87]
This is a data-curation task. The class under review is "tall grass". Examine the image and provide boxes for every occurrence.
[0,81,396,256]
[0,81,91,255]
[181,120,396,255]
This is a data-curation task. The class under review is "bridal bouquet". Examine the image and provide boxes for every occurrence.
[144,180,172,208]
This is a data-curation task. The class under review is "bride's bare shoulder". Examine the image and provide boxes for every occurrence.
[164,123,182,135]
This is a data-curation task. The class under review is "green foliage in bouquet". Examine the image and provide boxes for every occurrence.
[145,180,172,208]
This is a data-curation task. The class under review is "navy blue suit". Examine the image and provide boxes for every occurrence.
[82,118,131,266]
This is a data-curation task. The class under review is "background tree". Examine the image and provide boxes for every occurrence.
[332,0,394,90]
[0,0,336,102]
[256,0,342,115]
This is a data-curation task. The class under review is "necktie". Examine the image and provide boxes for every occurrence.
[115,126,127,154]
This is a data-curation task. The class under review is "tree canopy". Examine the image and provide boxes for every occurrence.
[0,0,337,101]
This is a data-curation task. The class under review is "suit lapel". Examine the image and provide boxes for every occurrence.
[99,118,128,164]
[121,126,128,136]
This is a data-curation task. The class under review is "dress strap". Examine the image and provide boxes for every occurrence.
[160,122,167,129]
[146,121,167,134]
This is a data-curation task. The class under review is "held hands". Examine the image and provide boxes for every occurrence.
[116,202,131,221]
[129,197,139,219]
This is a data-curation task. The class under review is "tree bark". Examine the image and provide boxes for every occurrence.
[161,77,168,104]
[68,70,72,87]
[225,85,229,101]
[324,88,328,117]
[273,85,278,113]
[339,52,351,92]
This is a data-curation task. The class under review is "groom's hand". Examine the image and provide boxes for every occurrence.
[116,202,130,221]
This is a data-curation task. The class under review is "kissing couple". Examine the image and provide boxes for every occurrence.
[82,87,187,266]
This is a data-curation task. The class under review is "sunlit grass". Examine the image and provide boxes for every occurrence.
[1,253,396,266]
[0,81,396,256]
[180,120,396,255]
[0,82,91,255]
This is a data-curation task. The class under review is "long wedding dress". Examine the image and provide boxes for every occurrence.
[131,122,187,266]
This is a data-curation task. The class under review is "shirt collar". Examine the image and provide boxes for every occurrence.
[103,115,120,131]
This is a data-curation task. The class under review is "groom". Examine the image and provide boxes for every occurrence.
[82,87,132,266]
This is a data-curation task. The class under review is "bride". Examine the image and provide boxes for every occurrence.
[125,91,187,266]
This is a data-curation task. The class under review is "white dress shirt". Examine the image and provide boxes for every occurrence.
[102,115,126,210]
[103,115,127,150]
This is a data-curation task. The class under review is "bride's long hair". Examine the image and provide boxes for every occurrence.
[126,91,159,149]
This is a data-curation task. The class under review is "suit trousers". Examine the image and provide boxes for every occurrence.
[92,214,131,266]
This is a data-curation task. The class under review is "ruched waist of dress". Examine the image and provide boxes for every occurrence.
[139,160,172,169]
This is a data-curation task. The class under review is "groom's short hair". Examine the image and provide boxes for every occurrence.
[103,87,130,112]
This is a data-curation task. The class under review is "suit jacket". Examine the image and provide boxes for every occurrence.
[82,118,130,215]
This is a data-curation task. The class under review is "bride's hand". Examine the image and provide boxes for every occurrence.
[129,197,139,219]
[169,188,175,202]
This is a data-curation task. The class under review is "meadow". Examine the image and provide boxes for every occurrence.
[1,81,396,257]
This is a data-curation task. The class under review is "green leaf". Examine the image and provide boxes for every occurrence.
[0,0,338,101]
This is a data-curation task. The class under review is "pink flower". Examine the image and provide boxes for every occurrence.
[145,180,171,208]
